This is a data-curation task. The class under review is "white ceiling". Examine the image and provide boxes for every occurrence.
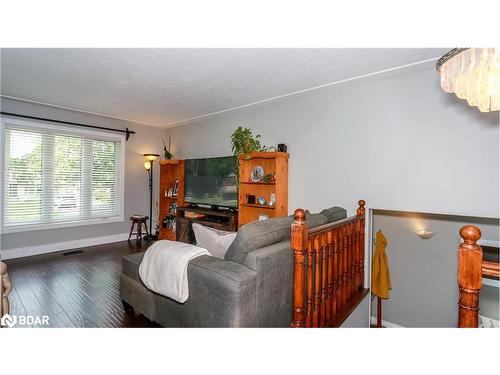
[0,48,448,127]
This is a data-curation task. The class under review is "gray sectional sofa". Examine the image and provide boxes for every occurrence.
[119,206,346,327]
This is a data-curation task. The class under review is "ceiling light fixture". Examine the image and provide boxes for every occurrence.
[436,48,499,112]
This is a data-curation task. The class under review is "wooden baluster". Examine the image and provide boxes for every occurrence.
[357,200,366,289]
[326,230,334,325]
[332,228,339,321]
[350,223,358,298]
[338,226,345,310]
[354,219,361,290]
[351,223,356,295]
[306,238,314,328]
[345,223,351,302]
[458,225,482,328]
[291,209,308,328]
[335,227,342,311]
[338,226,343,308]
[342,224,348,307]
[348,222,354,300]
[313,236,321,327]
[320,232,328,327]
[351,222,357,294]
[351,222,357,296]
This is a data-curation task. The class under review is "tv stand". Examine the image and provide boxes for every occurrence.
[176,206,238,244]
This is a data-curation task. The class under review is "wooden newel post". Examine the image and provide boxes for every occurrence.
[356,199,365,217]
[290,208,308,328]
[458,225,482,328]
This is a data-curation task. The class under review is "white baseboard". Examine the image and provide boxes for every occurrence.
[370,316,404,328]
[0,232,130,260]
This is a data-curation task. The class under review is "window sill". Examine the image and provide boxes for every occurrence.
[1,215,124,234]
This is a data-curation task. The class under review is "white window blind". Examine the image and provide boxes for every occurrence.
[2,118,124,231]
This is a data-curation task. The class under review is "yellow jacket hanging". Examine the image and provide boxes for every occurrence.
[372,230,392,299]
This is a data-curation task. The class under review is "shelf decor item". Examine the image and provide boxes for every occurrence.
[269,193,276,206]
[237,151,289,227]
[257,196,267,205]
[251,165,265,182]
[163,133,174,160]
[173,179,179,196]
[261,173,275,183]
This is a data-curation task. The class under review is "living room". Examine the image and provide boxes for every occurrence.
[1,1,498,374]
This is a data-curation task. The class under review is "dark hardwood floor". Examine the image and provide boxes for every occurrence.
[4,239,161,328]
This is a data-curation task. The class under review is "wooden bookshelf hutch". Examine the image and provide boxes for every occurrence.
[158,159,185,240]
[237,151,289,227]
[158,152,289,238]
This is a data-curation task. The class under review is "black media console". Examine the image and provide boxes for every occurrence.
[176,206,238,244]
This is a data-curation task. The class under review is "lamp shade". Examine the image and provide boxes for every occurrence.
[143,153,160,162]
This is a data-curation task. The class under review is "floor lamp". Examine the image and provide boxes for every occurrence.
[143,153,159,240]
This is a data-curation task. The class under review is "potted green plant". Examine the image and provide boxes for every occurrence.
[230,127,263,157]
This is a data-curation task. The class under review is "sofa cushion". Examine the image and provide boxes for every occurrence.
[305,212,328,228]
[320,206,347,223]
[225,216,294,264]
[225,212,330,264]
[192,223,237,259]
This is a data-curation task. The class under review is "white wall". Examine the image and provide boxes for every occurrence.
[168,61,499,218]
[0,97,165,257]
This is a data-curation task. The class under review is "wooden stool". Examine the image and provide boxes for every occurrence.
[129,215,149,241]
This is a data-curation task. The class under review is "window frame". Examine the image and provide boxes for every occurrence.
[1,116,125,234]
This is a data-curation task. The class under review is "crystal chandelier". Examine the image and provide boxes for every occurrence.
[436,48,499,112]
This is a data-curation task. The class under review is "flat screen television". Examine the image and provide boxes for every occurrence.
[184,156,238,209]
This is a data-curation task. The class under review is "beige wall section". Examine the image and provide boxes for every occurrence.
[372,210,499,327]
[0,97,165,254]
[167,61,499,218]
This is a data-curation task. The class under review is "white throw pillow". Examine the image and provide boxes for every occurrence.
[192,223,237,259]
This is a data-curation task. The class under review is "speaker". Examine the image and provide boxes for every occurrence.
[277,143,287,152]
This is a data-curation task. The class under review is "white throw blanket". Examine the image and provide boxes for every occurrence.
[138,240,209,303]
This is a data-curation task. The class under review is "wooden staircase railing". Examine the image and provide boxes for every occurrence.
[458,225,500,328]
[291,200,369,328]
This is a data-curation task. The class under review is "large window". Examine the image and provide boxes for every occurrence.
[1,117,124,232]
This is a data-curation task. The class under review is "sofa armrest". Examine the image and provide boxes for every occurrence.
[243,240,294,327]
[185,255,258,327]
